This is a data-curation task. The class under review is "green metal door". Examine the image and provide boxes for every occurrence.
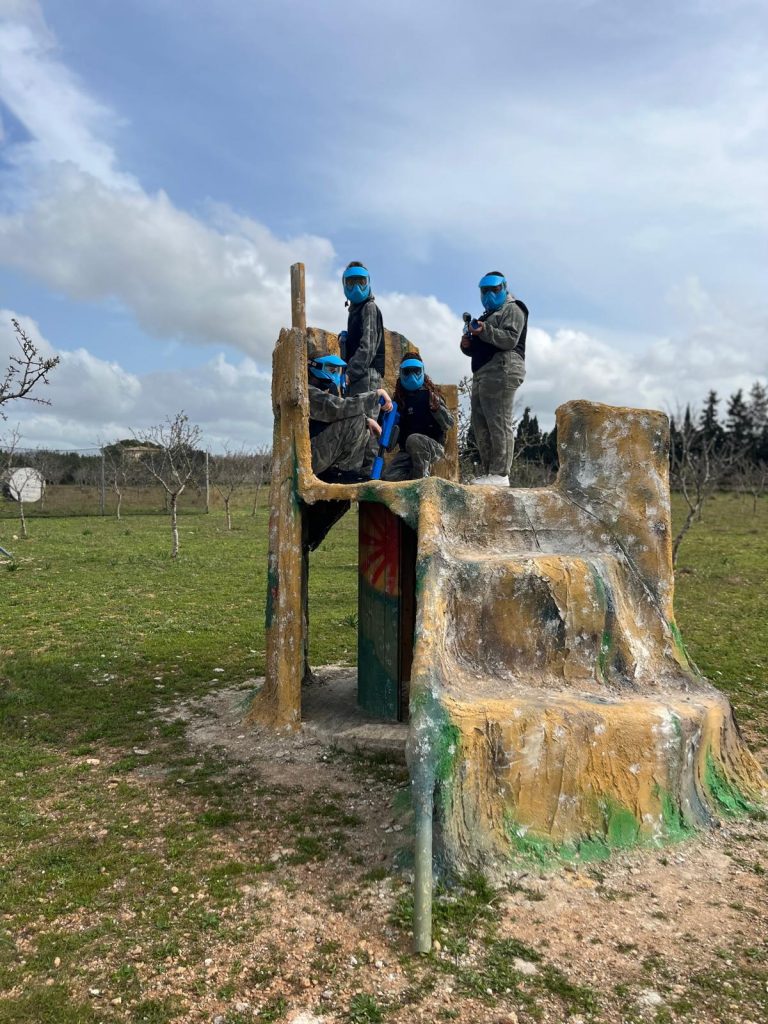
[357,502,416,721]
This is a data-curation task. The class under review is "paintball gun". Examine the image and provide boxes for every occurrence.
[370,398,400,480]
[463,311,481,336]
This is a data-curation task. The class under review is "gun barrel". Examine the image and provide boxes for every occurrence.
[370,400,399,480]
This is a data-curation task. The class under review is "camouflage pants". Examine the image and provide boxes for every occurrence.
[346,368,381,397]
[311,416,372,476]
[345,370,381,469]
[381,434,445,481]
[471,352,525,477]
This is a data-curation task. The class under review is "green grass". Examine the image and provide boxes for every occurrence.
[0,494,765,1022]
[0,507,358,746]
[347,993,386,1023]
[672,492,768,741]
[0,507,361,1022]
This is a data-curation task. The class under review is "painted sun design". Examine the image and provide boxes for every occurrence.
[360,505,400,596]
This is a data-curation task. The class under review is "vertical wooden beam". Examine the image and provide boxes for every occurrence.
[290,263,306,331]
[247,327,307,729]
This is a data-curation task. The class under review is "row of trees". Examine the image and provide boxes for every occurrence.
[668,385,767,563]
[2,420,272,555]
[2,315,271,559]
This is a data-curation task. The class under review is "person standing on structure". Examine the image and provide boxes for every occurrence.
[339,262,386,397]
[460,271,528,486]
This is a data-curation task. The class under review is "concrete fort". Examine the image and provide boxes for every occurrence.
[246,264,765,950]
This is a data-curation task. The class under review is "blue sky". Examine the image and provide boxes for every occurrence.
[1,0,766,449]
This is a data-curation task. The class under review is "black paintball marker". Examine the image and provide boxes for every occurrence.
[370,398,400,480]
[462,311,480,344]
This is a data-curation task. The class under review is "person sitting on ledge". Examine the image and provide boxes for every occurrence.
[381,354,454,481]
[307,346,393,482]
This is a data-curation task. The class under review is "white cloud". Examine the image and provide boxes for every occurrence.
[1,311,272,449]
[0,3,133,189]
[0,168,340,356]
[0,2,765,450]
[2,293,765,451]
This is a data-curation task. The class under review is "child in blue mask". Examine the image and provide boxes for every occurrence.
[460,271,528,486]
[339,262,386,398]
[381,355,454,481]
[307,348,392,481]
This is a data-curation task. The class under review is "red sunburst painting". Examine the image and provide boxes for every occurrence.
[359,504,400,597]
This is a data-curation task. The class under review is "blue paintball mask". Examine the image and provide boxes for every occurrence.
[399,357,425,391]
[308,353,347,393]
[479,273,508,312]
[342,265,371,305]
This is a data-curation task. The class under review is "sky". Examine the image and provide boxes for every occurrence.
[0,0,766,451]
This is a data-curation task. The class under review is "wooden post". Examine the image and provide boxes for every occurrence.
[290,263,306,331]
[247,327,308,729]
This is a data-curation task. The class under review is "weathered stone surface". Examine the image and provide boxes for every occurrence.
[250,307,765,875]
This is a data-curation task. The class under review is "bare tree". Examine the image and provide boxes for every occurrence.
[250,443,272,515]
[456,375,480,482]
[134,412,203,558]
[0,429,46,539]
[6,465,44,539]
[211,445,254,530]
[1,319,60,418]
[0,424,19,477]
[733,456,768,515]
[26,447,66,512]
[101,441,143,520]
[669,410,741,566]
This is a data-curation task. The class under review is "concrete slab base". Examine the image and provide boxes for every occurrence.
[301,666,407,763]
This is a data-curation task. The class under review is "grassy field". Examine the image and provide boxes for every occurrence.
[0,493,766,1023]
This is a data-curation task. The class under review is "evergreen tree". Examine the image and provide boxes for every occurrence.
[698,390,723,447]
[542,426,559,470]
[747,382,768,461]
[726,389,751,449]
[515,407,542,461]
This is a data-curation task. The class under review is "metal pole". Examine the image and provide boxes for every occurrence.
[290,263,306,331]
[412,782,434,953]
[205,451,210,513]
[99,451,106,516]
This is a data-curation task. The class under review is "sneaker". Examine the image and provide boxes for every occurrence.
[473,474,510,486]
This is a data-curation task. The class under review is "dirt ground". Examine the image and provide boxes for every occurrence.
[164,680,768,1024]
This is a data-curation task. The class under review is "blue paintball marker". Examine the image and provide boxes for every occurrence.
[370,398,400,480]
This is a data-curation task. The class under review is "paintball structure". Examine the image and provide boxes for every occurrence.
[248,264,766,952]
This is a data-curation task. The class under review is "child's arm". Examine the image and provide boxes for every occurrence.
[308,387,378,423]
[474,302,526,352]
[345,303,380,385]
[430,395,454,431]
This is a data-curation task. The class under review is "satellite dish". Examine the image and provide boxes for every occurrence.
[4,468,45,503]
